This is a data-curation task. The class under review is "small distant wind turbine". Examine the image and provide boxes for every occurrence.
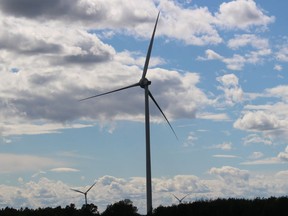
[71,182,96,206]
[80,12,178,215]
[171,193,190,204]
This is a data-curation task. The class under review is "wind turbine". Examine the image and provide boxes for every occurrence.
[171,193,190,204]
[80,12,177,215]
[71,182,96,206]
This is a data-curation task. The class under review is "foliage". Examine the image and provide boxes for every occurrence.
[153,196,288,216]
[101,199,139,216]
[0,203,99,216]
[0,196,287,216]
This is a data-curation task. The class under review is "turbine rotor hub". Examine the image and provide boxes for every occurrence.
[139,78,151,88]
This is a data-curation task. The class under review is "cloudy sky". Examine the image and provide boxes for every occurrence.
[1,0,288,213]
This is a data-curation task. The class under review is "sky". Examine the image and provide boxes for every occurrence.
[0,0,288,213]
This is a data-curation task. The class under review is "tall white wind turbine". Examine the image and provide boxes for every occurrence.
[71,182,96,206]
[80,12,177,215]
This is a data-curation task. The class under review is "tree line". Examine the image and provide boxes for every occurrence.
[1,196,287,216]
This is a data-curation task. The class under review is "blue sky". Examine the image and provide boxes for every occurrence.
[0,0,288,213]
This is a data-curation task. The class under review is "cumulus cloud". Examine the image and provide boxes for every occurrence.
[198,50,243,70]
[0,0,157,29]
[240,146,288,165]
[234,111,283,131]
[265,85,288,102]
[0,67,207,135]
[249,151,264,160]
[234,100,288,143]
[277,146,288,162]
[227,34,269,50]
[215,0,275,30]
[200,49,223,60]
[276,46,288,62]
[183,132,198,147]
[209,166,249,187]
[217,74,243,106]
[157,0,222,45]
[1,2,217,136]
[276,170,288,178]
[1,172,288,213]
[198,48,271,70]
[0,0,277,137]
[274,64,283,71]
[0,0,274,45]
[243,134,273,146]
[210,142,233,150]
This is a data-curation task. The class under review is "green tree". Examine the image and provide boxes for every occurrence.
[101,199,139,216]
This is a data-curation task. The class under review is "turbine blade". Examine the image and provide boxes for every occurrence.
[71,189,85,194]
[180,194,189,201]
[86,182,96,193]
[171,193,181,202]
[141,12,160,80]
[79,82,140,101]
[148,90,178,140]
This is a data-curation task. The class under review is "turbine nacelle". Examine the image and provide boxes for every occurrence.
[139,78,151,88]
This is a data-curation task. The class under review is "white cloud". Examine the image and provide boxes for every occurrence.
[235,101,288,143]
[245,48,272,64]
[215,0,275,30]
[240,146,288,165]
[0,153,64,173]
[274,64,283,71]
[197,112,230,121]
[228,34,269,50]
[0,172,288,214]
[198,48,271,70]
[277,146,288,162]
[209,166,249,184]
[241,157,281,165]
[157,0,222,45]
[200,49,223,60]
[0,0,274,47]
[183,132,198,147]
[249,152,264,160]
[265,85,288,102]
[0,2,214,137]
[234,111,283,132]
[50,168,80,173]
[243,134,273,146]
[276,170,288,178]
[0,13,211,135]
[223,54,246,70]
[0,122,94,136]
[210,142,233,150]
[0,0,277,137]
[213,155,238,158]
[276,46,288,62]
[217,73,240,87]
[0,0,222,46]
[217,74,243,106]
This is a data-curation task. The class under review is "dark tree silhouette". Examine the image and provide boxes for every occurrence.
[81,203,99,216]
[101,199,140,216]
[1,196,287,216]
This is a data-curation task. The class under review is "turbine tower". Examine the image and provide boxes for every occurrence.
[71,182,96,206]
[80,12,177,215]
